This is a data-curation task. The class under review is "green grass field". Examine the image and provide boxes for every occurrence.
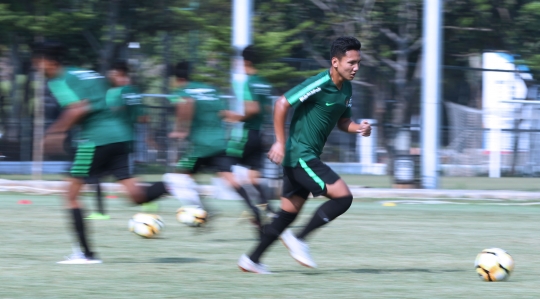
[3,174,540,191]
[1,193,539,298]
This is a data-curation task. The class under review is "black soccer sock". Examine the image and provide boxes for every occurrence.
[71,208,93,258]
[95,183,105,214]
[249,210,298,264]
[235,186,261,225]
[142,182,168,204]
[296,195,353,241]
[253,183,275,213]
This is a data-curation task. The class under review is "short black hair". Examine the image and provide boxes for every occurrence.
[242,45,263,66]
[32,41,67,63]
[330,36,361,59]
[110,61,129,74]
[174,61,191,80]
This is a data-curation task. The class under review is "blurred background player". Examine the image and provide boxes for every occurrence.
[238,36,371,273]
[164,61,229,214]
[33,41,167,264]
[220,45,276,234]
[105,61,157,213]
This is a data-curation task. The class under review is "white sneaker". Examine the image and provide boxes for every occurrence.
[57,252,102,264]
[280,229,317,268]
[238,254,271,274]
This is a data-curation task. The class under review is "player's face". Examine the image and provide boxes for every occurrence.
[32,58,58,78]
[108,70,126,87]
[333,50,361,81]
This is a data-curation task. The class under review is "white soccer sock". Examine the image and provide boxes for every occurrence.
[163,173,203,207]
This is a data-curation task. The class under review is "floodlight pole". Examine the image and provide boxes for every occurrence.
[420,0,443,189]
[231,0,252,136]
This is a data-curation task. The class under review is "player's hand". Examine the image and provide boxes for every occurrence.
[267,141,285,165]
[358,121,371,137]
[43,132,67,154]
[168,131,188,139]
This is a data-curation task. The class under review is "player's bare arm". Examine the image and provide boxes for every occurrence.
[267,96,290,165]
[46,100,90,134]
[337,118,371,136]
[221,101,260,123]
[169,97,194,139]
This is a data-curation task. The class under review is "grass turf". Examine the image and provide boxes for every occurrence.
[0,193,539,298]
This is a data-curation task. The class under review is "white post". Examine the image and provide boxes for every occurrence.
[32,64,45,180]
[420,0,443,189]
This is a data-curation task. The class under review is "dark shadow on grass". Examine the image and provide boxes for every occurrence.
[110,257,204,264]
[152,257,203,264]
[209,238,255,242]
[274,268,465,275]
[342,268,465,274]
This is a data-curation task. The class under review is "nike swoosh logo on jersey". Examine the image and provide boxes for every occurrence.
[325,102,337,106]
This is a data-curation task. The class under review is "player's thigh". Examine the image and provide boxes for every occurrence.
[282,166,310,201]
[293,158,341,197]
[325,178,352,198]
[70,142,103,179]
[240,130,263,170]
[106,142,133,181]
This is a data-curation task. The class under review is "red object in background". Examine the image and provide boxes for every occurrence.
[106,195,118,199]
[17,200,33,205]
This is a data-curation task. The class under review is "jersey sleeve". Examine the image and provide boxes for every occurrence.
[47,80,81,107]
[284,73,329,108]
[340,96,353,118]
[168,90,190,104]
[243,80,254,101]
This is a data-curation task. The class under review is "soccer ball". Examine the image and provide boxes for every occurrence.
[129,213,164,238]
[176,205,208,227]
[475,248,515,281]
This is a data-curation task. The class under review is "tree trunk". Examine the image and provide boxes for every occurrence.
[100,0,120,74]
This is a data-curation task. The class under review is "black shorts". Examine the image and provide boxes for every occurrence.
[224,129,263,171]
[177,150,229,174]
[282,158,340,199]
[70,142,132,181]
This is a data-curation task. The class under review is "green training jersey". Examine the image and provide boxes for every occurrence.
[169,82,227,157]
[105,85,144,140]
[47,67,132,146]
[243,74,273,130]
[283,70,353,167]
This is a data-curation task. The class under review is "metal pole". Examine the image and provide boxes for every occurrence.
[32,60,45,180]
[231,0,252,136]
[420,0,443,189]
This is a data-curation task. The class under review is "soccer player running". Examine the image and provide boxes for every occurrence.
[220,45,276,234]
[238,36,371,274]
[164,61,229,213]
[33,42,166,264]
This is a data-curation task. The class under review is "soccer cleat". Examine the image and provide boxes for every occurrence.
[57,252,102,265]
[238,254,271,274]
[279,229,317,268]
[85,213,110,220]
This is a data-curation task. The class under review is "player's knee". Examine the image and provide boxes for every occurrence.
[334,195,353,213]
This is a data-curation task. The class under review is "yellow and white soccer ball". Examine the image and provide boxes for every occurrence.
[129,213,164,238]
[176,205,208,227]
[475,248,515,281]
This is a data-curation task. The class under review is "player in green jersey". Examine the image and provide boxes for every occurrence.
[160,61,230,214]
[33,42,167,264]
[220,45,276,235]
[238,36,371,273]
